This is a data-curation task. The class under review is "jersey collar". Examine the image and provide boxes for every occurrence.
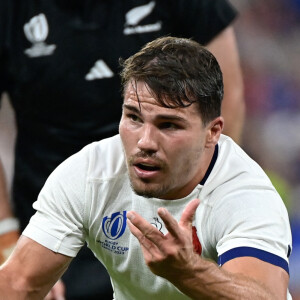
[199,144,219,186]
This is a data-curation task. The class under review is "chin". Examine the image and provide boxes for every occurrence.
[131,181,166,199]
[132,185,159,198]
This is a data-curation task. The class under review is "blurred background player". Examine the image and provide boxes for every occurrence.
[0,0,244,299]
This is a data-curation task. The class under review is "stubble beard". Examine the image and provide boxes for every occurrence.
[129,151,202,199]
[127,159,175,199]
[129,177,176,199]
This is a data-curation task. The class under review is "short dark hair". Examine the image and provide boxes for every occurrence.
[120,36,224,125]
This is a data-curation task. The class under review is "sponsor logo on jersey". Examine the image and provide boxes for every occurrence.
[85,60,114,80]
[24,14,56,58]
[123,1,162,35]
[98,211,129,255]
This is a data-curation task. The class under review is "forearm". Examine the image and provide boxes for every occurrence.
[0,159,14,220]
[0,160,19,265]
[171,257,277,300]
[0,268,30,300]
[0,236,71,300]
[0,268,52,300]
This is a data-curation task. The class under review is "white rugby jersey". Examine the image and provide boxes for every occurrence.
[23,134,292,300]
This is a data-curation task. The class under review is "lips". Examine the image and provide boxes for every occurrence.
[135,162,160,171]
[132,159,162,179]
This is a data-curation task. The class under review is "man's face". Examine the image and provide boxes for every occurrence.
[119,81,217,200]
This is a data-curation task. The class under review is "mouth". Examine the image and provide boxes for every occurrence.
[135,162,160,172]
[131,159,163,179]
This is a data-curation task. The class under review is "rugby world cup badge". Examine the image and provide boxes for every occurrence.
[102,211,127,240]
[24,13,56,57]
[99,211,129,255]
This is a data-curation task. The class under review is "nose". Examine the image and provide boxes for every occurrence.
[137,124,158,153]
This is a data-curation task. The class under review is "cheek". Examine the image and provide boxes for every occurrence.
[119,121,128,147]
[167,143,192,166]
[172,142,204,172]
[119,118,136,135]
[119,123,125,141]
[119,119,130,139]
[119,122,135,153]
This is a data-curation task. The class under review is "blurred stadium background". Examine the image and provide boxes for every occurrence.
[0,0,299,297]
[230,0,300,296]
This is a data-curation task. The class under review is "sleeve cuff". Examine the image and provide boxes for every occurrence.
[218,246,289,274]
[22,223,80,258]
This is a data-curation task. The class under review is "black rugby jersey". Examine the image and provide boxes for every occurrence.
[0,0,236,226]
[0,0,236,298]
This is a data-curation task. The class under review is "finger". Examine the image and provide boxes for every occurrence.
[127,218,150,244]
[157,207,181,239]
[157,199,200,237]
[179,198,200,227]
[127,211,164,241]
[127,218,158,260]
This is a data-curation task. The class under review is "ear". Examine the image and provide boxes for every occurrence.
[205,116,224,148]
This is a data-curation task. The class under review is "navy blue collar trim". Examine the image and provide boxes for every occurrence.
[199,144,218,186]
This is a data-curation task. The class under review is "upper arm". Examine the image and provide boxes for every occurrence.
[209,186,292,299]
[0,157,12,219]
[206,26,243,89]
[22,147,91,257]
[0,235,72,299]
[206,26,245,143]
[221,256,289,300]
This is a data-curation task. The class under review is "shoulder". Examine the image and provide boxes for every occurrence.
[200,134,290,236]
[204,135,274,196]
[85,134,127,179]
[45,135,126,187]
[199,135,291,259]
[166,0,238,44]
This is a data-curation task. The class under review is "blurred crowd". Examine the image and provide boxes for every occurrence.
[230,0,300,296]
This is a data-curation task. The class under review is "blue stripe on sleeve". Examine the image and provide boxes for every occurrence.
[218,247,289,274]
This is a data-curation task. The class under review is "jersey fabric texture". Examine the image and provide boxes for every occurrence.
[0,1,236,297]
[23,134,292,300]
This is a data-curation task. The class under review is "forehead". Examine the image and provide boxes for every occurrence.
[123,81,200,118]
[124,81,160,106]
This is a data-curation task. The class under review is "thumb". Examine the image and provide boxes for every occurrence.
[179,198,200,227]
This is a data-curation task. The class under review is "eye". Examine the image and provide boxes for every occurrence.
[159,122,179,130]
[127,113,141,123]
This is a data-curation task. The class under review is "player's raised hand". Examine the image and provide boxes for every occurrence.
[126,198,200,282]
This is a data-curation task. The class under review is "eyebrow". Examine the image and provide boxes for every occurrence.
[122,104,189,123]
[123,104,140,114]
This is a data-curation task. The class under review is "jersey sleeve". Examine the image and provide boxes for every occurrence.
[22,144,93,257]
[172,0,238,45]
[210,186,292,274]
